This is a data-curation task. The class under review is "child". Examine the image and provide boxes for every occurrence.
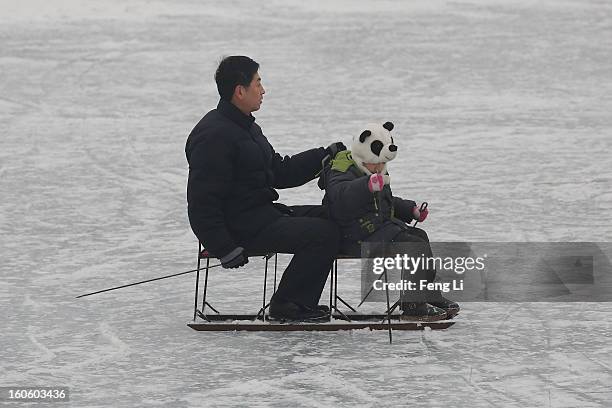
[321,122,459,321]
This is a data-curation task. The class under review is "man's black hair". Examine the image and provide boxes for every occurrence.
[215,56,260,100]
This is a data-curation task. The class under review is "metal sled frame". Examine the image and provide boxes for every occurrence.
[192,244,361,319]
[191,243,424,342]
[193,243,277,322]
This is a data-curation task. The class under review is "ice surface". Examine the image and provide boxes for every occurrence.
[1,0,612,406]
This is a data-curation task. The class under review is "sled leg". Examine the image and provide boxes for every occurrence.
[329,259,358,319]
[334,259,338,312]
[273,254,277,293]
[199,257,220,321]
[256,256,270,321]
[328,263,334,320]
[193,243,201,321]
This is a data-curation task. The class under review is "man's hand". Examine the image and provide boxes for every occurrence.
[326,142,347,158]
[412,205,429,222]
[220,247,249,269]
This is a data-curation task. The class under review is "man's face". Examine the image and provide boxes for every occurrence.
[237,71,265,113]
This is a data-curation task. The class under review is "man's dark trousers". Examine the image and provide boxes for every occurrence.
[244,205,340,308]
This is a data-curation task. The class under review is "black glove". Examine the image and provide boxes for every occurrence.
[326,142,347,159]
[220,247,249,269]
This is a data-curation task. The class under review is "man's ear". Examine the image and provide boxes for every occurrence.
[233,85,245,100]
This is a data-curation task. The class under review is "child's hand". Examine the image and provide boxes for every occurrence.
[412,205,429,222]
[368,173,390,192]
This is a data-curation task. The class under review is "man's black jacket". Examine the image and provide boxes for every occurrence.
[186,99,327,258]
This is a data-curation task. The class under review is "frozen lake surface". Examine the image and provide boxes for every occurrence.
[2,0,612,406]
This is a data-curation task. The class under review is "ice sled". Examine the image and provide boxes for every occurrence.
[190,244,455,342]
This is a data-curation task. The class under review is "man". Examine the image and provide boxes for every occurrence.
[186,56,345,321]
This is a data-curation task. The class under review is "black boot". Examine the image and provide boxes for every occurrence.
[269,299,328,322]
[400,302,447,322]
[428,296,460,318]
[316,305,331,314]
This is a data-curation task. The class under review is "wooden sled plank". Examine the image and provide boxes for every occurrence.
[330,313,458,321]
[194,313,457,322]
[188,319,455,332]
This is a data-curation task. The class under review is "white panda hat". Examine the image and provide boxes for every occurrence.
[351,121,398,175]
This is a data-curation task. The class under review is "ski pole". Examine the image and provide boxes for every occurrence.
[76,263,223,298]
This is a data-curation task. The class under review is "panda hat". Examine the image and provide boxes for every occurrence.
[351,121,398,175]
